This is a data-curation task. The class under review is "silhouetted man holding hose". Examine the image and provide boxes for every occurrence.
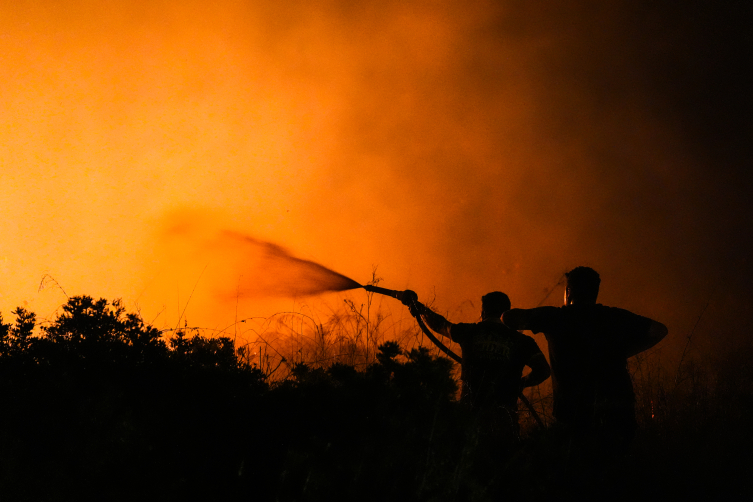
[503,266,668,457]
[401,291,550,440]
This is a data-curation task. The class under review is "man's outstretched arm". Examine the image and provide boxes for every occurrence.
[502,308,535,331]
[401,291,453,338]
[521,353,550,389]
[412,302,453,338]
[626,320,668,358]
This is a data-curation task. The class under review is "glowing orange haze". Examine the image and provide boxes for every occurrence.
[1,1,744,364]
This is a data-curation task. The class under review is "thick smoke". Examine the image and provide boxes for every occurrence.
[1,1,751,363]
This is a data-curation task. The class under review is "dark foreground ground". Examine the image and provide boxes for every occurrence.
[1,297,752,501]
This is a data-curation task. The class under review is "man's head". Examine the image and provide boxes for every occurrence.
[565,266,600,305]
[481,291,511,319]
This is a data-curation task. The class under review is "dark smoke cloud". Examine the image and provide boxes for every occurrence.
[3,0,751,364]
[286,0,753,361]
[142,1,752,361]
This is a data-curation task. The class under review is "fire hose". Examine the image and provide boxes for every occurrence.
[362,285,545,429]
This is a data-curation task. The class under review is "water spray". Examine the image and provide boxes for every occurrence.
[182,224,547,428]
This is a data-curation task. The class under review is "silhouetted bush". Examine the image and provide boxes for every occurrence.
[0,297,467,501]
[2,297,753,501]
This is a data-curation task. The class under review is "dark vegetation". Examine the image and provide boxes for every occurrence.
[1,296,752,501]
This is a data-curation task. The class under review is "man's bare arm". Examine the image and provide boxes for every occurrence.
[520,353,550,389]
[502,309,534,331]
[411,302,453,338]
[627,320,668,358]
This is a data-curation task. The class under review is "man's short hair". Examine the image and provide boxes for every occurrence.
[482,291,511,318]
[566,266,601,302]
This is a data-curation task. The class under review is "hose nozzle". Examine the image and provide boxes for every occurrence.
[363,285,417,305]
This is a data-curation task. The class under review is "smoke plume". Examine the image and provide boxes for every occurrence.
[2,1,751,362]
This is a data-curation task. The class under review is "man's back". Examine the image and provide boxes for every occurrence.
[450,319,542,410]
[505,304,652,425]
[504,267,667,458]
[534,305,650,423]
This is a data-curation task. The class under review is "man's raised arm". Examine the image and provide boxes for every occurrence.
[626,319,668,358]
[401,291,454,338]
[502,308,535,331]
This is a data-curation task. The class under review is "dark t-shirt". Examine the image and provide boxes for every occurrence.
[450,319,543,410]
[521,304,652,424]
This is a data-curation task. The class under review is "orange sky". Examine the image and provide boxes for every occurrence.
[2,1,752,363]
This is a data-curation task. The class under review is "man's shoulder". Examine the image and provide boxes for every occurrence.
[449,321,477,342]
[563,303,629,317]
[479,320,540,344]
[505,306,562,322]
[591,304,650,322]
[595,304,653,333]
[522,306,564,323]
[452,321,480,333]
[513,306,561,314]
[479,319,520,331]
[502,306,564,334]
[454,320,516,335]
[454,320,501,333]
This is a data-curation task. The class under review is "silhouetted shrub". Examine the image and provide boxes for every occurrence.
[2,297,753,501]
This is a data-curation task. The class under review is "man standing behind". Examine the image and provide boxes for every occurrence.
[503,267,668,456]
[402,291,550,439]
